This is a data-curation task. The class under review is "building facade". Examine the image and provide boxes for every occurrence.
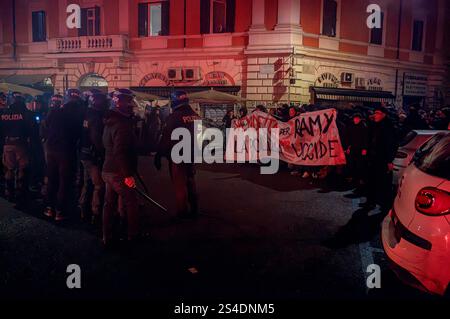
[0,0,448,110]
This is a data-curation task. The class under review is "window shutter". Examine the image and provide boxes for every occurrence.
[32,12,39,41]
[41,11,47,40]
[323,0,337,37]
[32,11,46,42]
[95,6,101,35]
[161,1,170,36]
[79,8,88,36]
[412,20,424,51]
[138,3,149,37]
[200,0,211,34]
[226,0,235,33]
[370,12,383,45]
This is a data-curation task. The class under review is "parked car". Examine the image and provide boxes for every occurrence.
[393,130,446,185]
[382,131,450,296]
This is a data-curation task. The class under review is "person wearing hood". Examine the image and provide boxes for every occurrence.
[43,89,84,221]
[362,105,399,214]
[0,93,34,204]
[345,113,369,192]
[155,90,200,219]
[102,89,139,246]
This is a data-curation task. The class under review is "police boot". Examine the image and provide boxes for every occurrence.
[43,206,55,218]
[55,211,67,222]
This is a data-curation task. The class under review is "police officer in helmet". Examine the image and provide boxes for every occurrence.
[79,92,108,225]
[155,90,200,219]
[102,89,140,246]
[0,92,8,190]
[0,92,34,204]
[39,94,64,198]
[43,89,84,221]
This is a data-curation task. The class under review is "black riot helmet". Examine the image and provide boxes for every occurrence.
[89,93,109,111]
[65,88,82,103]
[111,89,135,117]
[0,92,6,107]
[49,94,64,110]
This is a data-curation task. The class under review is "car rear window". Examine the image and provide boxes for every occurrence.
[399,131,417,147]
[413,132,450,180]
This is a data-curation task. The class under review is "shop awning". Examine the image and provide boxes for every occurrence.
[0,83,44,96]
[312,87,395,103]
[189,89,245,104]
[131,86,241,99]
[0,74,53,86]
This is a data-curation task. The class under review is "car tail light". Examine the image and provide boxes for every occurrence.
[415,187,450,216]
[395,151,408,159]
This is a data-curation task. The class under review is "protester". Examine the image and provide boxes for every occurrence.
[430,108,450,130]
[155,90,200,219]
[238,106,248,118]
[403,106,429,131]
[345,113,369,191]
[222,109,235,129]
[362,105,398,214]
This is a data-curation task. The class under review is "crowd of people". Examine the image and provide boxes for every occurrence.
[222,101,450,214]
[0,89,198,248]
[1,87,449,247]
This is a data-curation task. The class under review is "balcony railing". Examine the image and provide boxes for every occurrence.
[48,35,128,53]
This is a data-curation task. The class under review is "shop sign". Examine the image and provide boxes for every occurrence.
[403,73,428,97]
[367,77,383,91]
[203,71,235,86]
[315,73,339,88]
[139,73,170,86]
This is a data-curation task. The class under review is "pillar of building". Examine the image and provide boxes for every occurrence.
[249,0,266,32]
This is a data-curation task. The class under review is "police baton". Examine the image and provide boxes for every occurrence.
[133,186,168,214]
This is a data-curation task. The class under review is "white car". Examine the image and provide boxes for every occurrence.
[382,131,450,296]
[394,130,446,185]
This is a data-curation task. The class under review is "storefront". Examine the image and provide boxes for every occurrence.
[311,87,395,108]
[131,69,242,127]
[402,72,428,111]
[310,71,395,108]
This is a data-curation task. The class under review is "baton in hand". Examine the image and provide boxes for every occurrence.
[134,186,168,213]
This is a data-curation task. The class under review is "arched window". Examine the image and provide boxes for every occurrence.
[79,73,108,87]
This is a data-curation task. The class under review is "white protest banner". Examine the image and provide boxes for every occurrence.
[226,109,346,166]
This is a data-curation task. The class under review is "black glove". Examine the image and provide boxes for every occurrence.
[154,155,162,171]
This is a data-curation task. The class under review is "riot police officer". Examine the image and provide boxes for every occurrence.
[44,89,84,221]
[40,94,64,198]
[28,96,47,192]
[155,90,200,219]
[102,89,140,246]
[0,93,34,204]
[78,93,108,224]
[0,92,8,190]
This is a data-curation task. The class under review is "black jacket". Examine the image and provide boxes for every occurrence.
[80,108,105,162]
[0,102,34,145]
[368,117,398,164]
[157,104,201,161]
[346,122,369,153]
[102,110,138,177]
[45,101,83,153]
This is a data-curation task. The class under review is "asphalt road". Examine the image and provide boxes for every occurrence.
[0,158,444,301]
